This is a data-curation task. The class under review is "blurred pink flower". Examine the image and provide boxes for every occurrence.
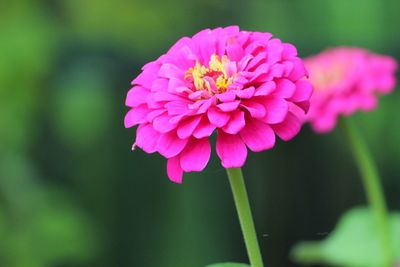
[304,47,397,133]
[124,26,312,183]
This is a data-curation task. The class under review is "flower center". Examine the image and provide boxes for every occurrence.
[310,63,347,91]
[185,54,234,94]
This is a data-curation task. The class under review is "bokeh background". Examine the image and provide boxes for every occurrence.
[1,0,399,266]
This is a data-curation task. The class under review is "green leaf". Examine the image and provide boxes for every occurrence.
[291,207,400,266]
[206,262,250,267]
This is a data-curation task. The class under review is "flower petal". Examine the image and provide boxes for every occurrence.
[153,113,178,133]
[273,78,296,98]
[207,107,231,127]
[167,156,183,183]
[165,101,190,115]
[125,86,149,107]
[240,120,275,152]
[262,98,289,124]
[227,43,244,61]
[158,63,184,79]
[135,124,160,153]
[180,138,211,172]
[255,81,276,96]
[288,58,307,80]
[236,86,255,99]
[193,117,216,138]
[157,132,188,158]
[177,116,202,139]
[222,110,245,134]
[217,100,240,112]
[124,105,148,128]
[271,112,301,141]
[133,63,160,87]
[240,100,266,118]
[290,80,313,102]
[282,43,298,59]
[216,130,247,168]
[216,91,237,102]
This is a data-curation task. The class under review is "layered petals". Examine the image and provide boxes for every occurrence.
[303,47,397,133]
[124,26,313,182]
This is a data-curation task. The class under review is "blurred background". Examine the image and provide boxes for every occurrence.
[1,0,399,266]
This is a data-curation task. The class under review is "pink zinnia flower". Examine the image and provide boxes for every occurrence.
[124,26,312,183]
[303,47,397,133]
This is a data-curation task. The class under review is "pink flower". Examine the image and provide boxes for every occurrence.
[124,26,312,183]
[303,47,397,133]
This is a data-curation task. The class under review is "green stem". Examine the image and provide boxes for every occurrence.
[339,118,392,266]
[226,168,264,267]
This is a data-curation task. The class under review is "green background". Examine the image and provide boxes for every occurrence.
[1,0,399,266]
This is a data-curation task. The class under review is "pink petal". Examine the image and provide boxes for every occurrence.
[222,110,245,134]
[282,61,294,76]
[227,43,244,61]
[273,78,296,98]
[240,120,275,152]
[158,63,184,79]
[151,78,168,92]
[165,101,190,115]
[196,98,214,114]
[167,156,183,183]
[153,113,178,133]
[262,98,289,124]
[193,117,216,138]
[169,114,188,124]
[226,61,238,76]
[157,131,188,158]
[216,130,247,168]
[248,63,270,82]
[189,90,206,100]
[359,94,377,111]
[177,116,202,139]
[255,81,276,96]
[153,92,185,102]
[124,105,148,128]
[271,112,301,141]
[236,87,255,99]
[193,29,216,64]
[135,124,160,153]
[217,100,240,112]
[295,100,310,113]
[207,107,231,127]
[288,58,307,81]
[246,52,267,71]
[168,77,186,93]
[268,63,285,78]
[146,109,166,122]
[290,80,313,102]
[238,54,254,70]
[133,63,160,87]
[282,43,297,59]
[180,138,211,172]
[240,100,266,118]
[310,114,337,134]
[125,86,149,107]
[216,91,237,102]
[266,39,284,64]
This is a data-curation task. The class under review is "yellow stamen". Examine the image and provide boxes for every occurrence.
[185,54,233,94]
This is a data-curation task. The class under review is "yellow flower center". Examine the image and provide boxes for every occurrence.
[185,54,234,94]
[310,63,347,91]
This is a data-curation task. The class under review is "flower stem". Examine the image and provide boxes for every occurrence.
[226,168,264,267]
[339,118,392,266]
